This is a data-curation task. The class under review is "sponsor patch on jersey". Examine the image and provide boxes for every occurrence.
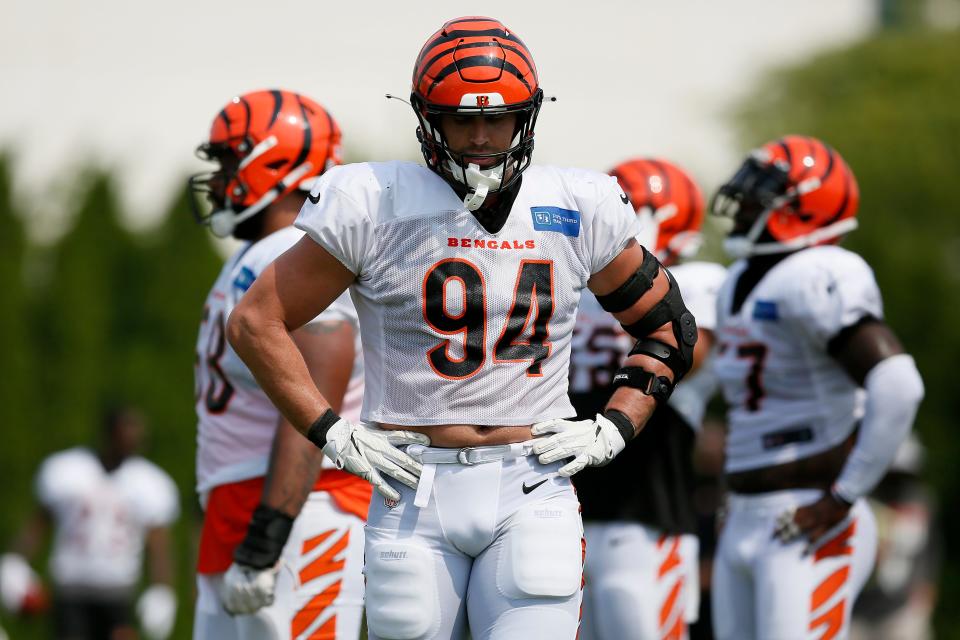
[752,300,779,321]
[233,266,256,294]
[531,206,581,237]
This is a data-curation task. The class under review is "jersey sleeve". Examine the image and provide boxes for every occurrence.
[784,252,884,349]
[33,454,59,509]
[137,464,181,528]
[586,176,642,274]
[305,289,359,330]
[670,262,728,332]
[295,169,376,276]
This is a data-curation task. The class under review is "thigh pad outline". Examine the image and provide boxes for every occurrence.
[364,541,438,639]
[497,499,583,599]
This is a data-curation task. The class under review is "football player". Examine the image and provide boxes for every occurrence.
[2,407,179,640]
[190,89,370,640]
[226,17,697,640]
[573,158,727,640]
[709,135,925,640]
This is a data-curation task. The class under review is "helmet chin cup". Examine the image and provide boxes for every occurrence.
[209,209,237,238]
[451,161,504,211]
[723,236,753,259]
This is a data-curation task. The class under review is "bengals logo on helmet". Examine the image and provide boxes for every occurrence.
[713,135,859,257]
[610,158,705,266]
[189,89,341,238]
[409,17,544,194]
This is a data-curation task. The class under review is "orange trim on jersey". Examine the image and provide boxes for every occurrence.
[809,599,845,640]
[299,529,350,585]
[291,580,342,639]
[814,520,856,562]
[658,536,682,578]
[811,566,850,613]
[197,471,370,574]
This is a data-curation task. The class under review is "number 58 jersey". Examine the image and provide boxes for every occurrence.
[194,226,362,494]
[713,246,884,473]
[296,161,639,427]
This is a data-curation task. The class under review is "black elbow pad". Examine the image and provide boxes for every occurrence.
[622,268,697,382]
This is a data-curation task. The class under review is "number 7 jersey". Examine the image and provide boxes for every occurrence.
[296,161,639,426]
[713,246,884,473]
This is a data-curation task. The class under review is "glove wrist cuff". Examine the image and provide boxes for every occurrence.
[602,409,636,444]
[233,504,295,570]
[306,409,342,449]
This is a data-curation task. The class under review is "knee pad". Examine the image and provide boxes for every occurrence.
[498,500,583,599]
[364,542,438,639]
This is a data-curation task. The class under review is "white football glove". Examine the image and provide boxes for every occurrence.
[219,562,278,616]
[531,414,628,477]
[322,419,431,502]
[136,583,176,639]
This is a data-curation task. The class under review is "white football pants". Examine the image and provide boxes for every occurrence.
[364,446,584,640]
[580,522,699,640]
[712,489,877,640]
[193,491,365,640]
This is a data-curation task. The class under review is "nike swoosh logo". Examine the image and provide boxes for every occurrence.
[522,479,549,494]
[307,191,321,204]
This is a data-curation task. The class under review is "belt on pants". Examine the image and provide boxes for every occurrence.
[404,441,537,507]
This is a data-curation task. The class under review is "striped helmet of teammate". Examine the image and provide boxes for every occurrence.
[189,89,342,239]
[610,158,706,267]
[410,16,543,205]
[713,135,860,257]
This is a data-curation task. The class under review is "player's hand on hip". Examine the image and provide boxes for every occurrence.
[322,419,430,501]
[220,562,279,616]
[773,492,852,548]
[531,414,627,477]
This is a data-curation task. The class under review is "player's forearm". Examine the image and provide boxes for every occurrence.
[261,421,325,517]
[604,324,676,436]
[145,527,174,585]
[833,354,924,503]
[226,310,329,435]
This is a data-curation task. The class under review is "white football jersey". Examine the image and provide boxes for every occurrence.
[295,162,640,426]
[195,226,363,493]
[569,261,726,429]
[35,448,179,590]
[713,246,883,472]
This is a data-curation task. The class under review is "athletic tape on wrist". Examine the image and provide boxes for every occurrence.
[233,504,295,570]
[603,409,637,443]
[306,409,341,449]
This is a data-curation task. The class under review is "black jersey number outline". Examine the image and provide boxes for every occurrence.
[423,259,555,379]
[200,307,235,413]
[736,342,768,412]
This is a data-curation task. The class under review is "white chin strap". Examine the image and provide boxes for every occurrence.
[207,161,314,238]
[446,159,503,212]
[724,217,859,258]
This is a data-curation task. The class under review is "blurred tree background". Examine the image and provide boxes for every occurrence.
[0,14,957,640]
[0,162,222,639]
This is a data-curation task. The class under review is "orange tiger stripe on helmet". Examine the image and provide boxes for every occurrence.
[760,135,859,245]
[203,89,341,211]
[412,16,538,109]
[610,158,705,265]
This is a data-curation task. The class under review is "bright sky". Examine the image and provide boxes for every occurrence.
[0,1,875,239]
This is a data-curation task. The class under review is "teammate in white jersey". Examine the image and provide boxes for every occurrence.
[2,407,179,640]
[709,135,925,640]
[573,158,726,640]
[189,89,371,640]
[226,17,698,640]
